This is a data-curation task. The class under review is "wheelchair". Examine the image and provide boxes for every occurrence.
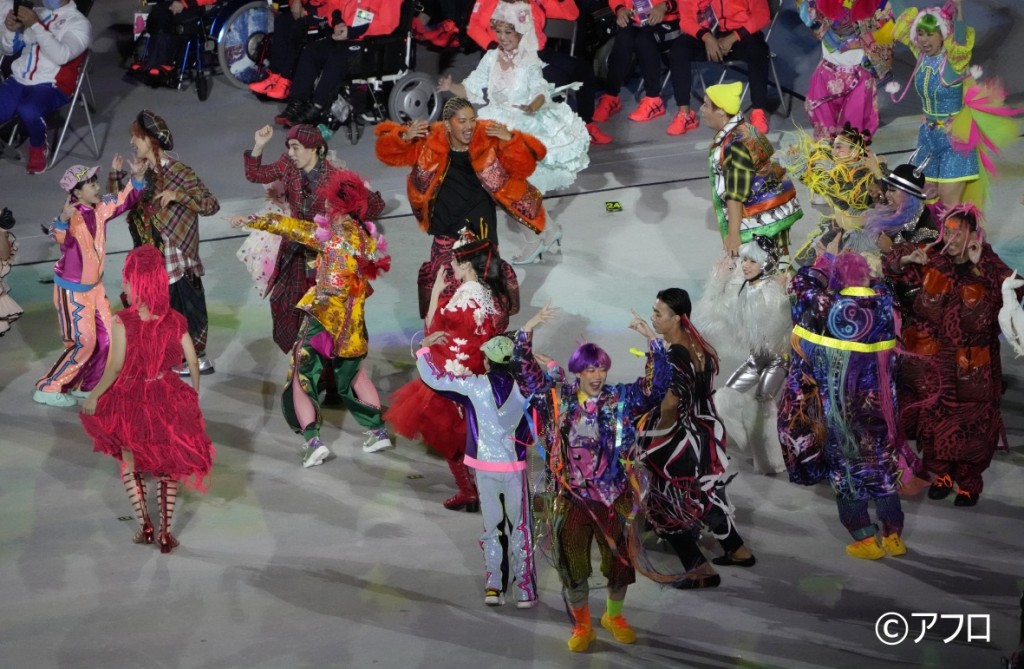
[131,0,274,101]
[250,0,441,144]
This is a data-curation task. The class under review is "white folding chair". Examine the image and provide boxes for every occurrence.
[48,50,99,170]
[697,0,791,116]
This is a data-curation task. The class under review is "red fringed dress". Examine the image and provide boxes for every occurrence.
[385,281,508,460]
[81,310,215,491]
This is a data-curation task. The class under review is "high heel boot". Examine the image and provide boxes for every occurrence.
[443,459,480,512]
[122,472,154,545]
[543,224,563,256]
[157,477,180,554]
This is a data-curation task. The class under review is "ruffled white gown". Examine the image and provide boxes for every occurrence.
[463,49,590,194]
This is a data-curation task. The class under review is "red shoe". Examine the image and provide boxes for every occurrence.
[26,145,48,174]
[249,72,278,94]
[586,122,613,145]
[750,109,769,134]
[628,96,665,122]
[264,76,292,101]
[666,109,699,136]
[592,94,621,123]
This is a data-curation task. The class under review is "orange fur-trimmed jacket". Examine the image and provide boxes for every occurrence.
[375,120,547,234]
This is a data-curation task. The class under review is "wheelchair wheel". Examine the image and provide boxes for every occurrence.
[215,0,273,90]
[196,71,211,101]
[387,72,442,123]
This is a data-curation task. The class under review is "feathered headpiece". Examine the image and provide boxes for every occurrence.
[320,169,371,222]
[123,244,170,315]
[909,3,953,40]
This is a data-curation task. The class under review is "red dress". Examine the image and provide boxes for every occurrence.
[385,281,508,459]
[81,310,215,491]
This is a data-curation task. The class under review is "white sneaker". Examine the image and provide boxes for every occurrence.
[484,589,505,606]
[516,598,538,610]
[33,390,77,408]
[69,388,90,400]
[362,428,394,453]
[302,437,330,468]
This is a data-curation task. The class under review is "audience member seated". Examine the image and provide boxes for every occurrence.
[0,0,91,173]
[468,0,611,144]
[128,0,217,84]
[592,0,681,127]
[250,0,332,101]
[274,0,400,128]
[413,0,474,49]
[670,0,773,134]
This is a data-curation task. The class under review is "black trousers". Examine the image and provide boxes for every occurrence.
[169,272,209,355]
[268,9,324,79]
[668,31,771,109]
[604,22,679,99]
[659,499,745,571]
[539,47,596,123]
[291,38,350,107]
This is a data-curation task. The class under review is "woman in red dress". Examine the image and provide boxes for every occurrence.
[81,245,215,553]
[385,229,515,511]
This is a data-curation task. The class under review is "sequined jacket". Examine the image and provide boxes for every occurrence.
[374,120,547,233]
[416,351,531,472]
[244,212,389,358]
[512,330,671,507]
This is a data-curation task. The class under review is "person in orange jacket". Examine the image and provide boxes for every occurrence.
[592,0,683,128]
[468,0,612,144]
[669,0,773,134]
[275,0,401,127]
[249,0,332,101]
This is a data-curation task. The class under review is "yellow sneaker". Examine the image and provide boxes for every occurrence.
[567,624,596,652]
[600,614,637,644]
[882,534,907,557]
[846,536,886,560]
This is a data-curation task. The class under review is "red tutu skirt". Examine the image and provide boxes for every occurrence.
[384,378,467,461]
[81,375,215,492]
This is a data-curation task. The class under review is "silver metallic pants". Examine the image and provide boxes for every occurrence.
[726,350,787,402]
[476,469,536,602]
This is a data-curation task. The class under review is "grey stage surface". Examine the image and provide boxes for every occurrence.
[1,2,1023,667]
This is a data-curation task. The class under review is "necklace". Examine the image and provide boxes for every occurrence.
[448,138,469,153]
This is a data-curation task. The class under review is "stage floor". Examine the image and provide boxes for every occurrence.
[1,3,1023,667]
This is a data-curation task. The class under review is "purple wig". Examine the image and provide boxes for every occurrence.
[828,250,872,291]
[567,342,611,374]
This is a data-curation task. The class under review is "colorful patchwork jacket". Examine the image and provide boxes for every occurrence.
[375,120,547,233]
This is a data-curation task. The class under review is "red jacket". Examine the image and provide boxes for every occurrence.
[320,0,401,37]
[608,0,680,25]
[678,0,769,40]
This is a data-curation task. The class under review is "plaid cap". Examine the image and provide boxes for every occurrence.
[60,164,100,192]
[287,124,327,150]
[481,335,514,365]
[137,109,174,150]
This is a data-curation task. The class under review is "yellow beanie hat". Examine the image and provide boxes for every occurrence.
[706,81,744,116]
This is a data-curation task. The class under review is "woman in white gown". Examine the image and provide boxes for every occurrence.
[439,1,589,262]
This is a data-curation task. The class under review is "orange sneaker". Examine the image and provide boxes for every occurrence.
[750,108,769,134]
[592,94,621,122]
[567,624,596,652]
[249,73,278,94]
[586,122,613,144]
[600,614,637,644]
[264,76,292,101]
[667,109,699,136]
[628,96,665,123]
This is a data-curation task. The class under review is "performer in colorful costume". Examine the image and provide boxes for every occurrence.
[35,161,145,408]
[798,0,894,141]
[237,170,392,467]
[375,96,538,317]
[513,310,669,652]
[890,0,1021,207]
[416,333,537,608]
[781,250,910,559]
[81,245,215,554]
[638,288,756,589]
[700,82,802,258]
[880,205,1024,506]
[386,229,514,511]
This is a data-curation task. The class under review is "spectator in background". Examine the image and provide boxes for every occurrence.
[249,0,330,101]
[0,0,91,173]
[128,0,218,83]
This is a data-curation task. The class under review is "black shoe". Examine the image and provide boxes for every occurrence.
[711,552,757,568]
[274,99,308,127]
[928,474,954,500]
[953,490,979,507]
[291,102,324,126]
[673,573,721,590]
